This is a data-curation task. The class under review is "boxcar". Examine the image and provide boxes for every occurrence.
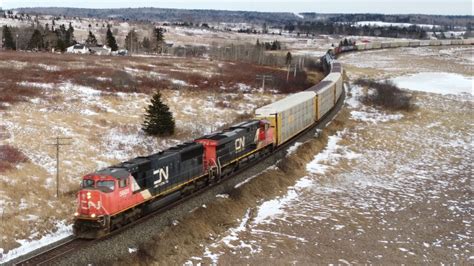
[371,42,382,49]
[255,92,316,146]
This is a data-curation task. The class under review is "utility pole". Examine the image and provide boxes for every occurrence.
[47,137,72,198]
[256,74,273,91]
[287,64,291,82]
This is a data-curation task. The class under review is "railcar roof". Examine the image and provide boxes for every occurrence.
[255,91,316,116]
[306,80,332,92]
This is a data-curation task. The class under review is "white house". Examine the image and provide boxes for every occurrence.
[66,44,89,54]
[89,45,112,55]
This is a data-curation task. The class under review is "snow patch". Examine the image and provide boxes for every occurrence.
[391,72,473,95]
[254,176,314,224]
[287,142,303,155]
[0,221,72,263]
[351,110,404,123]
[38,64,60,71]
[306,131,361,175]
[18,82,54,90]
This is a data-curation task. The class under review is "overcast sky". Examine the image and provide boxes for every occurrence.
[1,0,472,16]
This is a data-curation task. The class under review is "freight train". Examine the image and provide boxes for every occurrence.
[74,37,474,238]
[73,45,342,238]
[337,38,473,53]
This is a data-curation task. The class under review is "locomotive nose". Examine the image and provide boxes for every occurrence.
[78,190,101,217]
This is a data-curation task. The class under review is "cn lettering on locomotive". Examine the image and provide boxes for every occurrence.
[153,166,169,187]
[235,137,245,152]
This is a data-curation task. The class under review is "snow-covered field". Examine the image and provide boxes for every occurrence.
[391,72,473,95]
[353,21,438,29]
[0,52,284,261]
[181,45,473,264]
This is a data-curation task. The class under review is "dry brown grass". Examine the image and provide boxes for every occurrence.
[0,83,43,109]
[0,51,318,101]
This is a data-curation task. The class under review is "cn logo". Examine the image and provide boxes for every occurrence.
[87,200,102,210]
[235,137,245,152]
[153,166,169,187]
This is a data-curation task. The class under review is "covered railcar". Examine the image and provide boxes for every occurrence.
[255,92,316,146]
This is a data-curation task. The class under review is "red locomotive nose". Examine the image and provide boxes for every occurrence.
[76,190,103,218]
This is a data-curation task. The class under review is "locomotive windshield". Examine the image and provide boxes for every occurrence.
[82,179,94,188]
[97,180,115,192]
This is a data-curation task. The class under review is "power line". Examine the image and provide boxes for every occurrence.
[47,137,72,198]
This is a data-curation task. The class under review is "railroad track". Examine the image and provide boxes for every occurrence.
[11,84,347,266]
[14,238,90,266]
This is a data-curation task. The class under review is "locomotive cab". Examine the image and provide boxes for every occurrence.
[74,168,145,238]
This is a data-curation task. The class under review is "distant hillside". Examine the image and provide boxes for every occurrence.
[11,7,472,28]
[13,7,301,24]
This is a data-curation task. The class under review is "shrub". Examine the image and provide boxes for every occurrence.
[354,79,414,111]
[0,145,29,172]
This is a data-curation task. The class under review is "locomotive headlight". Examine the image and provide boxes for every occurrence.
[90,213,96,218]
[86,192,91,199]
[74,212,79,216]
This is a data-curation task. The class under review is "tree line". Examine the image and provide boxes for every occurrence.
[2,22,166,53]
[284,21,429,39]
[1,23,118,52]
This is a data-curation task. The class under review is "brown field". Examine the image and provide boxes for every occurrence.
[0,50,321,254]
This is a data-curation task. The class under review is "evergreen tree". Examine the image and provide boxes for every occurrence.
[106,26,118,51]
[153,27,165,53]
[85,31,97,46]
[2,25,15,50]
[142,36,151,52]
[65,22,75,47]
[125,29,138,52]
[56,39,66,52]
[142,91,175,136]
[28,29,44,50]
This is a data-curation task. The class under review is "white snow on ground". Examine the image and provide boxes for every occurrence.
[351,110,404,123]
[56,82,104,104]
[221,209,252,247]
[253,177,314,224]
[37,64,60,72]
[170,79,188,86]
[96,77,112,82]
[391,72,473,95]
[18,82,55,90]
[200,177,315,263]
[353,21,436,29]
[0,221,72,264]
[287,142,303,155]
[306,131,361,175]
